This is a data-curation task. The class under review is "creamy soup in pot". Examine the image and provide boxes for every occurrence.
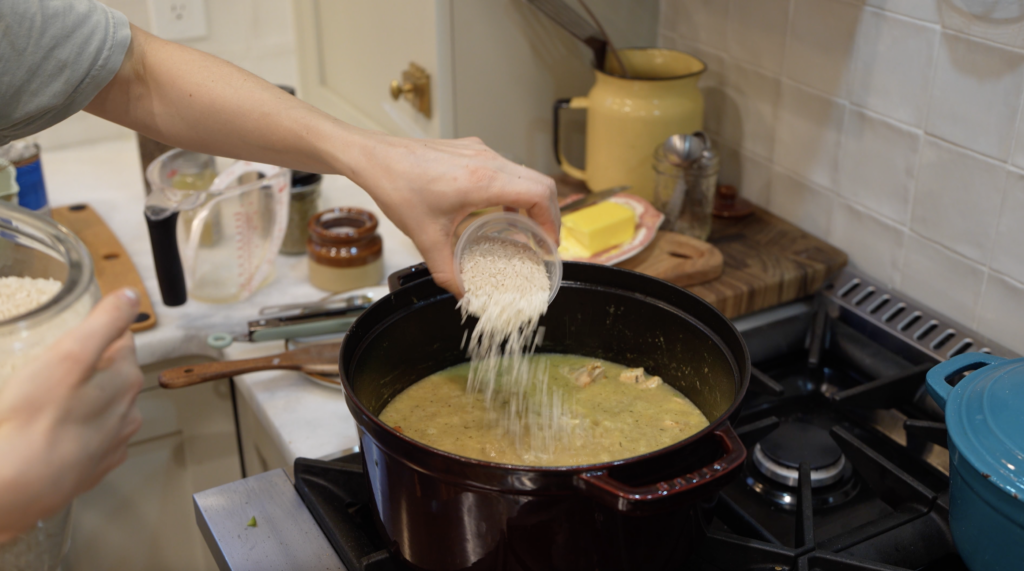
[378,354,710,466]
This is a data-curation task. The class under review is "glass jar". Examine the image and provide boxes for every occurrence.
[652,142,720,240]
[280,171,322,255]
[0,202,100,571]
[307,207,383,292]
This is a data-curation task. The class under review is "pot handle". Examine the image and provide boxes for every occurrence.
[575,422,746,514]
[387,262,431,292]
[926,352,1005,409]
[553,97,588,181]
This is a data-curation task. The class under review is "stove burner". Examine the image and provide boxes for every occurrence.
[744,422,860,510]
[753,422,846,487]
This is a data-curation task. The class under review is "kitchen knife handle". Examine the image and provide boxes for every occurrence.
[145,212,187,307]
[553,97,588,181]
[574,422,746,514]
[925,352,1005,409]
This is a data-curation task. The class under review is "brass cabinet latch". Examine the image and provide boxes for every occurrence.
[389,62,431,119]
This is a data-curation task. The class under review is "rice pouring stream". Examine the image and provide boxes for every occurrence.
[456,236,573,456]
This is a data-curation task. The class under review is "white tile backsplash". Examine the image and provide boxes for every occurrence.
[938,1,1024,51]
[774,81,846,189]
[694,48,729,137]
[836,106,921,224]
[661,0,730,53]
[911,137,1006,261]
[865,0,940,24]
[768,168,835,238]
[829,199,907,287]
[784,0,861,98]
[719,144,772,207]
[899,233,986,326]
[726,0,791,75]
[660,0,1024,340]
[1013,108,1024,169]
[976,271,1024,354]
[990,169,1024,284]
[720,60,781,159]
[847,8,939,128]
[926,32,1024,161]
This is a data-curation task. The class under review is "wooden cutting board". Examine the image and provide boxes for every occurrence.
[52,204,157,332]
[687,206,847,318]
[615,231,723,287]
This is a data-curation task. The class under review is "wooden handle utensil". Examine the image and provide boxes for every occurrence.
[159,342,342,389]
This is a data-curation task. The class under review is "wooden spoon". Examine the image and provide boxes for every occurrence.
[159,342,342,389]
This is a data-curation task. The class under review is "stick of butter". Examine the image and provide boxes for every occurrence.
[559,201,636,257]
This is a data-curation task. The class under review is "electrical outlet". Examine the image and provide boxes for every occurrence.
[148,0,208,41]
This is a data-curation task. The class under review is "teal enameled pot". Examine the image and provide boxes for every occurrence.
[926,353,1024,571]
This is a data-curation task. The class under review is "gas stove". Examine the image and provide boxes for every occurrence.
[195,269,1016,571]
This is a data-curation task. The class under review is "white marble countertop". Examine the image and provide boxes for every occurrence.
[42,136,424,467]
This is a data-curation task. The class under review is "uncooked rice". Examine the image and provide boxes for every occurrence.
[0,276,62,321]
[457,236,573,457]
[0,276,72,570]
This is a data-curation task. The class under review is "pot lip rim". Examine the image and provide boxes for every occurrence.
[944,358,1024,502]
[340,262,751,474]
[594,47,707,82]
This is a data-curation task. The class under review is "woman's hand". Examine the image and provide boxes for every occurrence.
[344,134,560,296]
[0,289,144,542]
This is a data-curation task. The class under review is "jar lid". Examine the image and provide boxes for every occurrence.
[927,353,1024,501]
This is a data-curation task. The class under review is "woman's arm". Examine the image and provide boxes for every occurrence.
[84,25,558,295]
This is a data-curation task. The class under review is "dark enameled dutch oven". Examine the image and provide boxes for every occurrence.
[339,262,750,571]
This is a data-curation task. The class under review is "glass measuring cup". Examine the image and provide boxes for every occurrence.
[144,149,290,305]
[454,212,562,305]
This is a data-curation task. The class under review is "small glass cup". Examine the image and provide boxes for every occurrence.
[453,212,562,305]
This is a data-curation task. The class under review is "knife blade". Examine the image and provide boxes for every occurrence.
[560,186,630,214]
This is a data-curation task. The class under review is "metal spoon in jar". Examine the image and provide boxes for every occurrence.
[660,133,710,230]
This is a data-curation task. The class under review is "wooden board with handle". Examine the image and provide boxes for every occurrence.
[615,231,723,287]
[52,203,157,332]
[687,206,847,318]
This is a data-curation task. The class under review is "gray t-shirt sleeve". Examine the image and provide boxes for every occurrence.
[0,0,131,145]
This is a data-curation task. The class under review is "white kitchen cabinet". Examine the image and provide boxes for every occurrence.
[235,382,291,477]
[293,0,658,174]
[64,357,241,571]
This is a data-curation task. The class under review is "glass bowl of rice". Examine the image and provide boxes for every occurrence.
[454,212,562,306]
[1,202,100,571]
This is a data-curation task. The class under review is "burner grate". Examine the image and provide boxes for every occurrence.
[700,428,954,570]
[293,456,397,571]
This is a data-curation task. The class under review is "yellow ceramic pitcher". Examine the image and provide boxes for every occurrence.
[555,49,705,202]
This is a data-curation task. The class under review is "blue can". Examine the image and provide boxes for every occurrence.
[1,142,49,213]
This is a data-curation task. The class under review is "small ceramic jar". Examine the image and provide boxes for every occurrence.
[307,207,383,292]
